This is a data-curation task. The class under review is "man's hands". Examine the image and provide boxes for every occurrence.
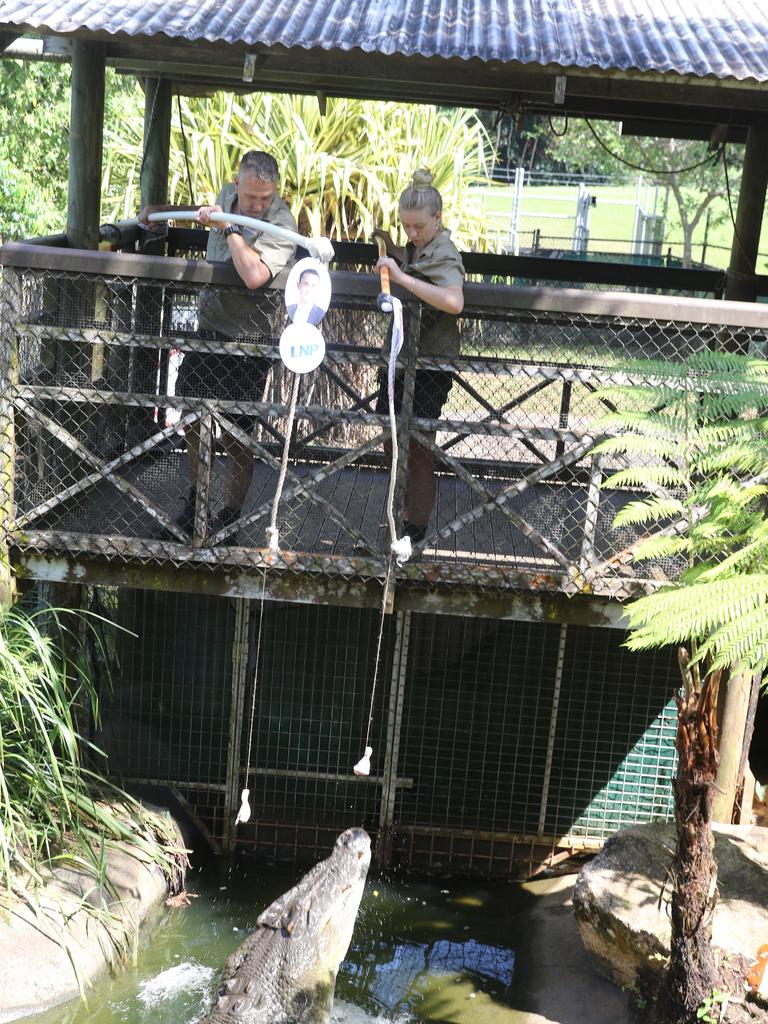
[195,204,225,228]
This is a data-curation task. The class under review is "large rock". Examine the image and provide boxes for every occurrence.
[0,810,186,1023]
[572,822,768,990]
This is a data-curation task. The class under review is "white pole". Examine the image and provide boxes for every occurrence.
[146,210,335,262]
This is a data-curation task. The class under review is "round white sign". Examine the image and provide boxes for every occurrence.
[278,322,326,374]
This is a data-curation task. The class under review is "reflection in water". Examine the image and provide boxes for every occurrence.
[12,865,524,1024]
[346,938,514,1014]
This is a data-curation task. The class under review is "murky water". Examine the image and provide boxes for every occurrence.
[16,858,533,1024]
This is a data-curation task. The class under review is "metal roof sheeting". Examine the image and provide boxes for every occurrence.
[1,0,767,82]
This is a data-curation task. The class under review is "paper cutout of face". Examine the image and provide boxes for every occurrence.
[284,257,332,326]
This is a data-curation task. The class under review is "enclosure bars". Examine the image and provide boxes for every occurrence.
[538,623,568,837]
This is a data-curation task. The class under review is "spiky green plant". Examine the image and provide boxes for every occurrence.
[595,349,768,1023]
[102,90,494,248]
[0,604,185,917]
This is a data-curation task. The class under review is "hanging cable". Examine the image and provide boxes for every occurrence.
[176,88,194,201]
[548,113,568,137]
[266,373,301,553]
[235,575,267,826]
[584,118,723,176]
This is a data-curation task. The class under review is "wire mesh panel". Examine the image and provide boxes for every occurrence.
[79,581,681,873]
[543,626,678,839]
[4,246,768,603]
[234,600,394,858]
[390,613,678,873]
[90,587,235,846]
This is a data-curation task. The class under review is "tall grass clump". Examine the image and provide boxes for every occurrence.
[0,604,184,910]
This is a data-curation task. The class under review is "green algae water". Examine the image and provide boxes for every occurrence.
[14,859,532,1024]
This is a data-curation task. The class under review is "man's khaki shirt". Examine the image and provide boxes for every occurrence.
[199,183,298,339]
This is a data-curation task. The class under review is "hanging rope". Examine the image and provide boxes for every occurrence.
[383,298,411,565]
[353,235,412,777]
[353,557,394,776]
[235,575,268,825]
[266,372,301,552]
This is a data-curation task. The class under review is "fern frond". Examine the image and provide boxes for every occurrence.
[623,575,768,662]
[612,497,685,528]
[603,466,687,490]
[631,534,691,562]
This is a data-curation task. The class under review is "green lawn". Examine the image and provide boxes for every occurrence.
[475,183,768,272]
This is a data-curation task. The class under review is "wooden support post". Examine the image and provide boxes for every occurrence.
[67,41,106,251]
[724,125,768,306]
[140,78,173,213]
[132,79,173,444]
[712,669,753,823]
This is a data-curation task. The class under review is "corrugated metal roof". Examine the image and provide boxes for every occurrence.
[1,0,767,83]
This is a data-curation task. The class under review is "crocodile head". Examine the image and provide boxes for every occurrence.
[205,827,371,1023]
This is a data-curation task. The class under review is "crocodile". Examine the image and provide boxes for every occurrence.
[200,827,371,1024]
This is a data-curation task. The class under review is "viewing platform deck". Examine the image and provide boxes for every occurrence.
[3,232,767,621]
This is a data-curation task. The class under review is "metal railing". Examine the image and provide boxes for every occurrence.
[3,237,768,603]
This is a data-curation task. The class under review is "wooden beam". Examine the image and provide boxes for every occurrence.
[140,78,172,210]
[725,124,768,303]
[67,41,106,250]
[621,118,747,144]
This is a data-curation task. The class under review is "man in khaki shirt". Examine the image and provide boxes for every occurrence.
[139,151,297,537]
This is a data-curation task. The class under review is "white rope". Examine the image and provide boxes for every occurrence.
[236,374,299,822]
[236,564,268,826]
[267,372,301,552]
[353,296,410,778]
[354,558,394,777]
[385,297,411,565]
[146,210,334,262]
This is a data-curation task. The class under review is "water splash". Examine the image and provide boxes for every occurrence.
[137,961,215,1008]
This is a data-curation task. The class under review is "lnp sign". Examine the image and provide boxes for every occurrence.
[279,322,326,374]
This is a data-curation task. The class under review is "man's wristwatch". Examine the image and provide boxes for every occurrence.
[223,225,242,239]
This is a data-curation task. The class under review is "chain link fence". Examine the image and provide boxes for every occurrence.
[2,242,768,602]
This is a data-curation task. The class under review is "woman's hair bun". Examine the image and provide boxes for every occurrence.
[411,168,434,191]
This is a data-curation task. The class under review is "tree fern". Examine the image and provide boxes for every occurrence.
[597,351,768,676]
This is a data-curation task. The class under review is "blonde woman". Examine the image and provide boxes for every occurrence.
[374,169,465,545]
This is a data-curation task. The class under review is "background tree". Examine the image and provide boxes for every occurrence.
[0,59,142,241]
[482,113,744,266]
[596,350,768,1022]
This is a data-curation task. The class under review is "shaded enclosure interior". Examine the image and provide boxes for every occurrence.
[87,587,678,874]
